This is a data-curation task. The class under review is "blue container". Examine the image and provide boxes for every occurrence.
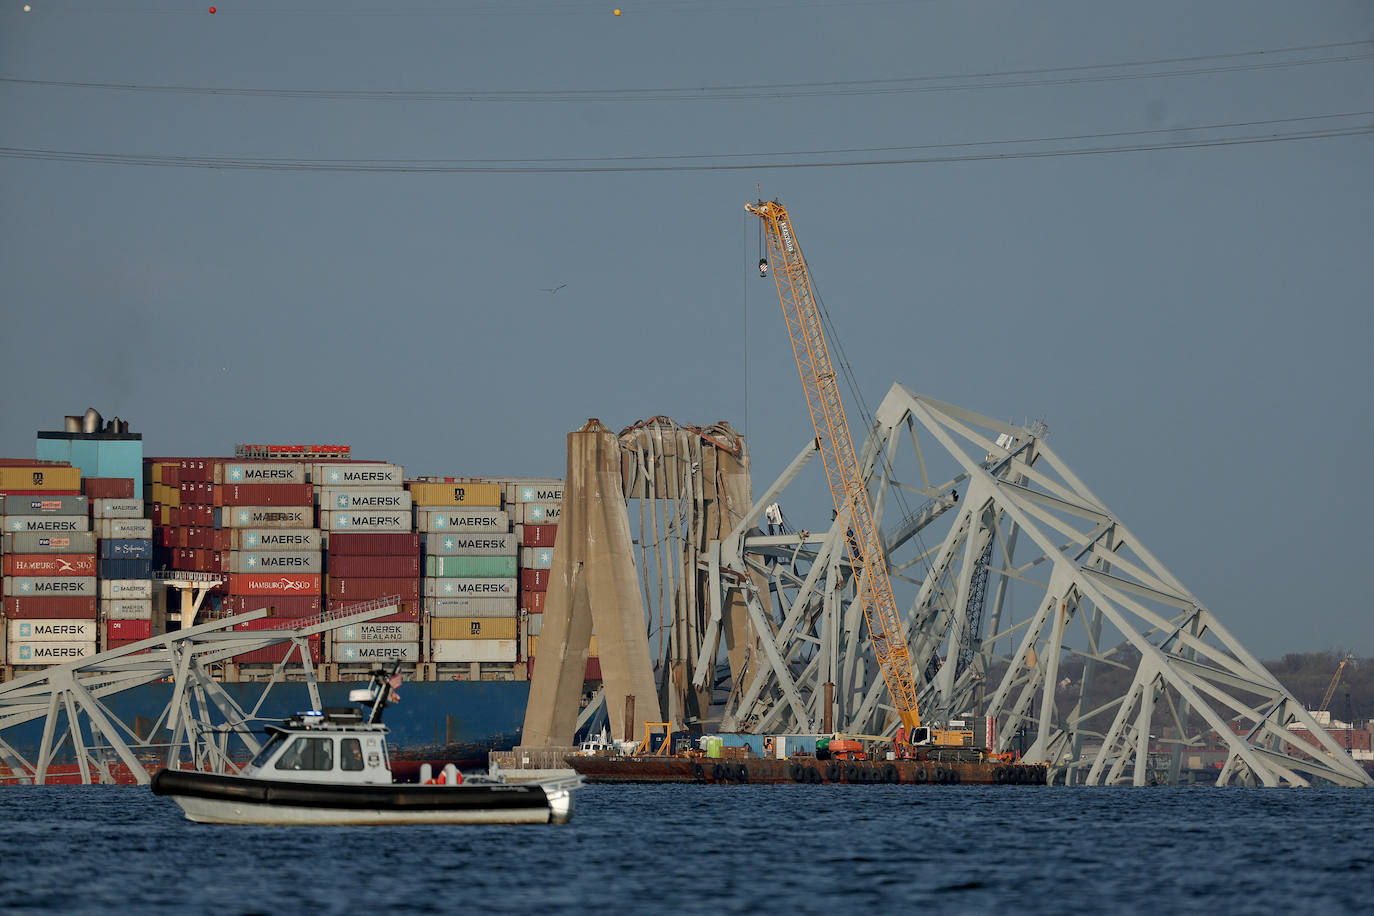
[100,538,153,560]
[99,557,153,579]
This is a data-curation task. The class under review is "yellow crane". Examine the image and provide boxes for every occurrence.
[747,199,927,737]
[1319,653,1355,713]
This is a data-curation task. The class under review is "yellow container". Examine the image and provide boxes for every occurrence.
[429,616,518,641]
[0,466,81,491]
[525,634,597,657]
[407,482,501,508]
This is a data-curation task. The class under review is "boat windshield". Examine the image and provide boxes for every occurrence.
[248,733,285,769]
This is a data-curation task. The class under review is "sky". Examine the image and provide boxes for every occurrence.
[1,1,1371,659]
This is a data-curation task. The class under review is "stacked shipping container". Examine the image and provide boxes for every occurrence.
[94,492,154,651]
[317,463,419,666]
[0,466,97,666]
[412,481,513,672]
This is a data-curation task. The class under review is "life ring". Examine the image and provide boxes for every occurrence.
[914,767,928,784]
[883,764,900,784]
[692,763,706,781]
[736,764,750,783]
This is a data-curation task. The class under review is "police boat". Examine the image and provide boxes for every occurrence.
[151,665,581,825]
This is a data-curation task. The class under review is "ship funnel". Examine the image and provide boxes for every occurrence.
[82,408,103,434]
[64,415,83,432]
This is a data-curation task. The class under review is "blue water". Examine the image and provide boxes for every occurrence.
[1,785,1369,913]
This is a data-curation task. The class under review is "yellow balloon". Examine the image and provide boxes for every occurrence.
[613,8,621,15]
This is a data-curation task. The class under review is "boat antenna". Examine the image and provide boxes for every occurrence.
[366,659,403,724]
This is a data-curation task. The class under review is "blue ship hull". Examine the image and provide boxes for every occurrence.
[1,680,529,775]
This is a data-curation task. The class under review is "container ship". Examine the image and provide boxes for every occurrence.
[0,412,583,779]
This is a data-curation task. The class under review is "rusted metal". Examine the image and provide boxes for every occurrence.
[568,754,1048,786]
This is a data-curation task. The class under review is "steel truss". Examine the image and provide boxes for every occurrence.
[707,385,1370,787]
[0,598,399,785]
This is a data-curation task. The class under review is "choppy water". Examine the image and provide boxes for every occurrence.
[0,784,1369,914]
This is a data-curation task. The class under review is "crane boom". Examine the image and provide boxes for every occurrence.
[1319,654,1354,713]
[747,199,924,732]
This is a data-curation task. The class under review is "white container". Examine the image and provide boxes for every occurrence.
[91,499,144,519]
[102,599,153,620]
[3,495,88,515]
[318,488,413,512]
[96,518,154,539]
[215,462,307,484]
[333,641,419,663]
[4,515,90,533]
[310,463,404,487]
[100,579,153,600]
[423,577,516,598]
[4,576,97,597]
[513,483,563,504]
[515,501,562,525]
[8,618,98,642]
[322,510,410,532]
[231,528,323,551]
[431,638,517,663]
[227,551,323,574]
[2,532,97,553]
[424,596,518,618]
[426,533,519,558]
[334,622,420,643]
[219,506,313,529]
[520,546,555,569]
[9,641,96,664]
[416,509,511,534]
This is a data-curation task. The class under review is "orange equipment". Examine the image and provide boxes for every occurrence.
[747,199,926,737]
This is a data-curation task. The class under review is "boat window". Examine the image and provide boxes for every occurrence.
[248,733,285,769]
[340,738,364,771]
[274,736,335,771]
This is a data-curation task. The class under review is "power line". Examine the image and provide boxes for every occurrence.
[2,113,1368,172]
[2,41,1368,103]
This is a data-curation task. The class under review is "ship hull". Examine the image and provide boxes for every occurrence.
[0,680,529,784]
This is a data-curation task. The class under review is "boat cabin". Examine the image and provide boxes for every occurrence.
[242,707,393,786]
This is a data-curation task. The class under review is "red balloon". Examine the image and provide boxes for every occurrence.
[208,6,216,12]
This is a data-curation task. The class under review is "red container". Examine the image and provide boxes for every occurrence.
[521,569,549,592]
[327,555,421,578]
[326,599,420,623]
[325,532,421,556]
[213,483,314,507]
[228,573,322,596]
[521,590,546,613]
[162,464,181,486]
[522,524,558,548]
[193,505,214,526]
[103,638,150,654]
[82,477,136,499]
[211,529,232,550]
[327,576,420,601]
[3,553,97,576]
[3,596,98,618]
[224,595,322,618]
[106,619,152,642]
[585,658,602,680]
[229,618,323,664]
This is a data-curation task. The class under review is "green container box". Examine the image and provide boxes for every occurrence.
[425,555,518,578]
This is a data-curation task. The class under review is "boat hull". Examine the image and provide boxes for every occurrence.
[151,768,576,825]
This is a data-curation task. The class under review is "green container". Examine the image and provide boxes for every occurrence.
[706,736,723,759]
[425,555,518,578]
